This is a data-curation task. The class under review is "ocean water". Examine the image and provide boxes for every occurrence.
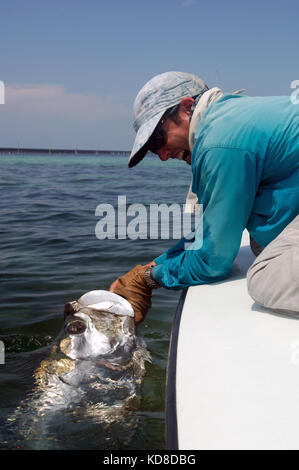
[0,152,193,450]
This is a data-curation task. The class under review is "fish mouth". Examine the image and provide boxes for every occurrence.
[64,318,88,335]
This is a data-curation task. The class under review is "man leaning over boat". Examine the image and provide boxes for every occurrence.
[109,71,299,322]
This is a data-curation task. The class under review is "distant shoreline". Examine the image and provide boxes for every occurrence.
[0,147,130,155]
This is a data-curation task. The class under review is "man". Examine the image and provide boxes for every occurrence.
[110,71,299,324]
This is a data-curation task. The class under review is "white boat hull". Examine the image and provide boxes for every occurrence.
[166,231,299,450]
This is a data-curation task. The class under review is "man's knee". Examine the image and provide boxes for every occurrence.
[247,245,299,313]
[247,216,299,312]
[247,256,268,307]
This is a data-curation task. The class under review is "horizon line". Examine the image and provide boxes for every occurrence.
[0,146,131,155]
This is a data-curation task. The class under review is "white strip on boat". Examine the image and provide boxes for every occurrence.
[166,230,299,450]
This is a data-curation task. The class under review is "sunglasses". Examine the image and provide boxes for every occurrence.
[147,115,168,154]
[146,92,204,154]
[146,100,184,155]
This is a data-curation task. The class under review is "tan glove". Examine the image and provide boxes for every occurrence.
[110,263,157,324]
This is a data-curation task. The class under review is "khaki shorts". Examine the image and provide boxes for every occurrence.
[247,216,299,313]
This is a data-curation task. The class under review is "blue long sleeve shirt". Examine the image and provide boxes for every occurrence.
[153,94,299,289]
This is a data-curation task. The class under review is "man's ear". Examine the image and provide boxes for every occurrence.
[179,97,194,116]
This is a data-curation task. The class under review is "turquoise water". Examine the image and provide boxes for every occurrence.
[0,153,192,449]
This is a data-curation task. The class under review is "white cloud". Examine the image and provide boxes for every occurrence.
[5,84,129,121]
[182,0,194,6]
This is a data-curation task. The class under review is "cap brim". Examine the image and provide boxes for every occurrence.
[128,142,148,168]
[128,111,164,168]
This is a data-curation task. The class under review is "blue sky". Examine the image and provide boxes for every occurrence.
[0,0,298,149]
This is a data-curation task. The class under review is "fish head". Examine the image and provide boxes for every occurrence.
[58,290,136,360]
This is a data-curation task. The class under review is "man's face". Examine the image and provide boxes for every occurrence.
[156,97,194,165]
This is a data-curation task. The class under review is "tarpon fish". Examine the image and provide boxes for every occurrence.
[7,291,151,449]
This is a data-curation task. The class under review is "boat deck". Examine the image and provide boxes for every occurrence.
[166,231,299,450]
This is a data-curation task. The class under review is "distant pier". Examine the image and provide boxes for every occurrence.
[0,147,130,156]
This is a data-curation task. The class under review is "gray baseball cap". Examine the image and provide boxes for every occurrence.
[128,71,207,168]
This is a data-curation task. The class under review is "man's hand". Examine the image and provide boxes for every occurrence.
[109,262,157,324]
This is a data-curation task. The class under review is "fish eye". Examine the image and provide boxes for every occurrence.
[65,320,87,335]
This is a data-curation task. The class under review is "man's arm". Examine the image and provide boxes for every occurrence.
[153,234,195,265]
[111,146,259,322]
[152,147,259,288]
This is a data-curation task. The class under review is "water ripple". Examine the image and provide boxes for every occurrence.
[0,153,187,449]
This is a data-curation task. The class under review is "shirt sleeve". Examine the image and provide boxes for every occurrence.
[152,147,258,289]
[154,234,195,265]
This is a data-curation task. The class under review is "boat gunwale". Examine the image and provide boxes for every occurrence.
[165,287,188,450]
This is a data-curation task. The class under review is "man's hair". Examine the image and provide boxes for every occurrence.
[165,94,199,125]
[165,102,181,124]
